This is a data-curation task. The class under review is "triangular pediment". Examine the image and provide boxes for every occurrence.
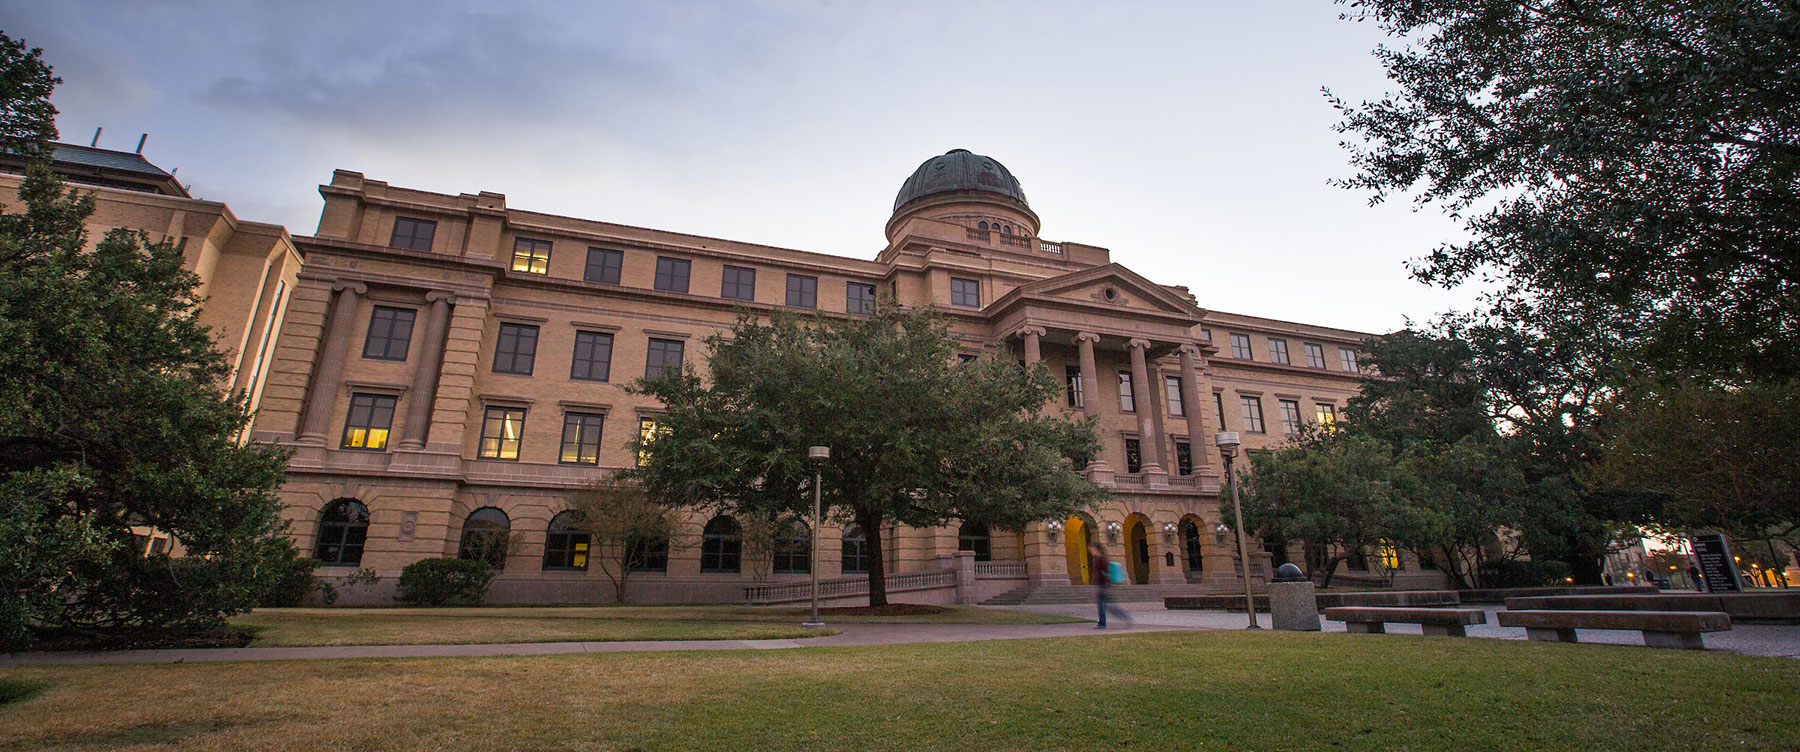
[1011,263,1202,318]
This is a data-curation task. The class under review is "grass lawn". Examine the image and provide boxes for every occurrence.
[233,604,1083,647]
[2,630,1795,751]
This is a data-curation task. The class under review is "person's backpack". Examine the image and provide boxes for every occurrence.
[1107,561,1127,584]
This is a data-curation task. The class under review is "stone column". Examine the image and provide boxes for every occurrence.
[296,281,366,444]
[1020,326,1045,367]
[396,291,454,451]
[1179,344,1210,470]
[1128,339,1167,483]
[1074,332,1111,477]
[1148,363,1173,476]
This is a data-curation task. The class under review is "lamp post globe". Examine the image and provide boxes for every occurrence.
[1214,432,1259,629]
[802,446,830,629]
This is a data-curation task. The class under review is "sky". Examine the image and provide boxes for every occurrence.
[2,1,1482,334]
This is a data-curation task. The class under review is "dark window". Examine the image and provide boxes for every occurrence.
[786,274,817,308]
[543,511,590,571]
[958,521,991,562]
[389,217,437,251]
[1268,338,1290,365]
[512,237,551,274]
[1118,372,1136,412]
[458,507,511,567]
[570,330,613,382]
[721,265,757,301]
[1339,347,1359,372]
[315,499,369,566]
[1346,548,1369,571]
[644,338,684,379]
[627,532,669,572]
[847,282,876,314]
[1165,375,1184,416]
[1214,392,1227,429]
[1065,365,1085,408]
[1181,519,1204,572]
[701,516,742,573]
[1002,225,1012,235]
[478,406,525,460]
[978,221,989,230]
[773,519,811,575]
[362,306,415,361]
[1230,334,1253,360]
[654,257,690,292]
[957,353,978,366]
[950,277,981,308]
[1265,538,1290,568]
[559,412,604,465]
[493,323,538,375]
[1304,343,1326,369]
[585,248,623,284]
[1279,400,1302,435]
[341,393,397,450]
[1175,440,1194,476]
[1125,438,1143,474]
[1241,396,1265,433]
[841,524,868,574]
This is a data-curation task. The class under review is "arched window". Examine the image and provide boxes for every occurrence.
[957,521,991,562]
[700,516,742,573]
[773,518,810,575]
[315,499,369,566]
[841,524,868,574]
[543,511,589,571]
[1002,225,1012,235]
[626,532,669,573]
[1181,519,1204,572]
[978,221,989,231]
[458,507,511,568]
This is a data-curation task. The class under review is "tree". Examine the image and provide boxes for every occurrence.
[629,303,1105,606]
[1331,0,1800,379]
[565,475,686,603]
[0,33,295,647]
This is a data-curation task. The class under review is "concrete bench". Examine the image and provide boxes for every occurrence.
[1323,607,1488,637]
[1505,592,1798,624]
[1497,609,1731,650]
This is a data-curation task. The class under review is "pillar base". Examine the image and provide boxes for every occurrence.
[1143,467,1169,488]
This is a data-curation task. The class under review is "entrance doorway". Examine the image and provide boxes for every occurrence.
[1063,515,1092,584]
[1125,517,1150,585]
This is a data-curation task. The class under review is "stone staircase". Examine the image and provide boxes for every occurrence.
[982,582,1229,606]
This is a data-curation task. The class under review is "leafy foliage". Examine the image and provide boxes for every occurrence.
[394,558,495,607]
[565,475,686,603]
[629,303,1105,604]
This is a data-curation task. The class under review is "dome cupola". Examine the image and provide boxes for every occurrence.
[886,149,1040,242]
[892,149,1029,212]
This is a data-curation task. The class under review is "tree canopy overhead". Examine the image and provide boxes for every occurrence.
[629,304,1105,605]
[1331,0,1800,379]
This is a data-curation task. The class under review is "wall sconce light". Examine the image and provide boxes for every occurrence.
[1106,521,1122,544]
[1162,522,1177,543]
[1046,519,1063,543]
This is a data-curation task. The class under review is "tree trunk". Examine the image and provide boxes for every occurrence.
[859,509,888,607]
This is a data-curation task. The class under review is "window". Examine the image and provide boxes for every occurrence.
[1379,540,1403,571]
[773,519,810,575]
[1265,538,1290,567]
[841,524,868,574]
[721,265,757,301]
[1165,375,1184,416]
[511,237,551,274]
[847,282,876,314]
[1347,548,1369,571]
[1241,395,1265,433]
[1125,437,1143,473]
[950,277,981,308]
[341,393,397,450]
[543,511,590,571]
[644,338,684,378]
[493,323,538,375]
[570,331,613,382]
[1214,392,1226,429]
[585,248,623,284]
[362,306,415,361]
[1181,519,1204,572]
[458,507,511,567]
[701,516,742,573]
[1268,338,1290,365]
[1315,404,1338,429]
[1118,372,1136,412]
[1304,343,1326,369]
[1002,225,1012,235]
[478,406,525,460]
[654,257,690,292]
[314,500,369,566]
[627,532,669,572]
[1340,347,1359,372]
[1175,440,1194,476]
[958,521,991,561]
[558,412,605,465]
[978,221,988,231]
[1279,399,1302,435]
[636,418,663,467]
[956,353,978,366]
[1065,365,1085,408]
[1201,328,1212,341]
[786,274,817,308]
[1230,334,1253,360]
[389,217,437,251]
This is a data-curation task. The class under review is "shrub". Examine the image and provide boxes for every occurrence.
[395,558,494,607]
[1482,559,1574,588]
[260,554,321,607]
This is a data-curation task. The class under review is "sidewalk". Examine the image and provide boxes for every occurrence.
[0,620,1178,667]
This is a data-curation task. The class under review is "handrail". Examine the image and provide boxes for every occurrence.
[744,569,955,604]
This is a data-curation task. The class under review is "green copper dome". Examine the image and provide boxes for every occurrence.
[893,149,1029,212]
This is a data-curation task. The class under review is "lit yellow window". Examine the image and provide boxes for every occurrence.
[511,237,552,274]
[342,393,397,450]
[1315,404,1338,433]
[637,418,667,466]
[1379,540,1400,570]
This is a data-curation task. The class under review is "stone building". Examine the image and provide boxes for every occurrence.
[16,144,1448,603]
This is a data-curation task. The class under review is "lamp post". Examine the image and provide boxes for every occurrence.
[802,445,830,629]
[1216,432,1259,629]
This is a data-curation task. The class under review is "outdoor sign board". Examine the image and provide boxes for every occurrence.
[1689,534,1743,593]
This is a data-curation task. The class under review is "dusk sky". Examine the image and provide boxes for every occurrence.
[3,1,1480,333]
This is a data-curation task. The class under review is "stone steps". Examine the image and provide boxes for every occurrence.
[982,583,1233,606]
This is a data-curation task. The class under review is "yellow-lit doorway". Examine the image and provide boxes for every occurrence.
[1063,515,1092,584]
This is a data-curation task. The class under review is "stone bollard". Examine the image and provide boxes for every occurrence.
[1269,563,1320,631]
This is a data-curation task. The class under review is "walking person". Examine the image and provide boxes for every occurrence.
[1687,563,1704,592]
[1090,543,1130,629]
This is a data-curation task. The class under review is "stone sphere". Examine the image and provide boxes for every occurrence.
[1273,562,1308,582]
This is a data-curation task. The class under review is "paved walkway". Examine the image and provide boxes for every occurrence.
[0,621,1183,667]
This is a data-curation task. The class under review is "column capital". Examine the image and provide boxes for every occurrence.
[331,280,368,294]
[1128,337,1153,350]
[1018,325,1048,338]
[1179,343,1201,356]
[1074,331,1101,344]
[425,290,458,305]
